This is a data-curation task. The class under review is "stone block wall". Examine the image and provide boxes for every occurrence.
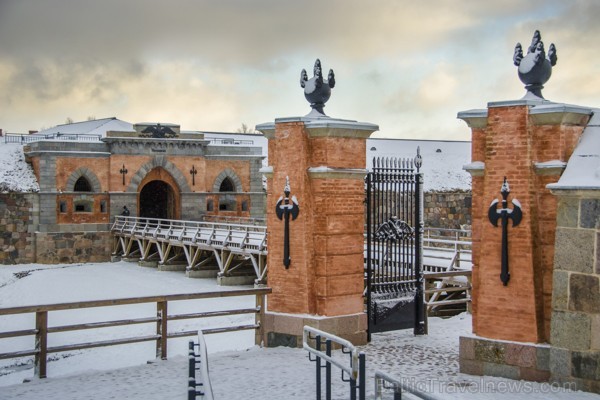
[424,190,471,229]
[35,228,112,264]
[549,194,600,393]
[0,193,38,264]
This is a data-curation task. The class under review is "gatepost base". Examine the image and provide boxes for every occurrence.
[261,311,367,348]
[459,336,550,382]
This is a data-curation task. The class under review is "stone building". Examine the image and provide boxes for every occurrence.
[0,118,265,264]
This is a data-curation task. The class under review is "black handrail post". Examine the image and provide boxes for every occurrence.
[359,352,366,400]
[316,335,322,400]
[325,339,332,400]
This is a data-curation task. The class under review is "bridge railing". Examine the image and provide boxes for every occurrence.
[0,287,270,379]
[111,216,267,253]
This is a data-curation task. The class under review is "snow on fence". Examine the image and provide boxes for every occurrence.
[0,287,270,379]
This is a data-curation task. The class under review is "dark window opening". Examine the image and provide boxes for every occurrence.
[74,200,92,212]
[74,177,92,192]
[241,200,248,212]
[219,204,228,211]
[207,199,214,212]
[219,177,235,192]
[100,200,107,213]
[59,201,67,213]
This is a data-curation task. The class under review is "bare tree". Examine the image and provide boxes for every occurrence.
[65,117,74,124]
[236,123,258,134]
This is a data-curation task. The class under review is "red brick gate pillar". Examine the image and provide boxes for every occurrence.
[257,117,377,347]
[458,100,590,380]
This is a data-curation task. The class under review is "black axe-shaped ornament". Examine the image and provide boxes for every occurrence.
[276,176,299,268]
[488,177,522,286]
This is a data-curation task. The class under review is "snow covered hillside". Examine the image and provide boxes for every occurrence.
[0,143,38,193]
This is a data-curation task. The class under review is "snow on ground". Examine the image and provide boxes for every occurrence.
[0,143,38,193]
[0,262,598,400]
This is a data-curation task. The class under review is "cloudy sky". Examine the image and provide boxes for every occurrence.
[1,0,599,139]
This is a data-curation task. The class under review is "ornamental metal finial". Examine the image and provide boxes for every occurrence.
[300,59,335,117]
[513,30,557,100]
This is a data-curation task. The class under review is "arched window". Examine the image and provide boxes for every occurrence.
[219,177,235,192]
[74,177,92,192]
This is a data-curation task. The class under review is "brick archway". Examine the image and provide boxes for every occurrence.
[137,167,181,220]
[66,167,102,192]
[127,156,190,193]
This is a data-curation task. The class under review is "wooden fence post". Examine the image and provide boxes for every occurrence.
[34,311,48,378]
[255,293,265,346]
[156,301,168,360]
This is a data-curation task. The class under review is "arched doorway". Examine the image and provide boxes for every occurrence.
[139,180,176,219]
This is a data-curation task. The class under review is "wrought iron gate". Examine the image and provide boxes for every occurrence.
[365,149,425,339]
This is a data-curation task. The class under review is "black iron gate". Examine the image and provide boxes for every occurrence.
[365,149,425,339]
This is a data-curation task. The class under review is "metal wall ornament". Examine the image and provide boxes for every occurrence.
[190,165,197,186]
[120,164,128,186]
[488,177,523,286]
[275,176,300,269]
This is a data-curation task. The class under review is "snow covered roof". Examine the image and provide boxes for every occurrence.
[367,139,471,192]
[37,117,133,138]
[548,109,600,190]
[0,143,39,192]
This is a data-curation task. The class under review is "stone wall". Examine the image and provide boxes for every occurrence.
[35,228,112,264]
[0,193,37,264]
[424,190,471,229]
[549,193,600,393]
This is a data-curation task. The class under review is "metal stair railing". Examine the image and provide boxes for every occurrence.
[188,331,214,400]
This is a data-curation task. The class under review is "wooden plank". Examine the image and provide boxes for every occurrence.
[35,311,47,378]
[168,324,260,338]
[167,308,258,321]
[0,328,37,339]
[425,298,471,307]
[0,349,38,360]
[48,316,159,333]
[0,288,273,315]
[47,334,160,353]
[424,286,471,294]
[424,271,472,279]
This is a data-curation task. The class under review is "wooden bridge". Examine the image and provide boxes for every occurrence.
[111,216,267,285]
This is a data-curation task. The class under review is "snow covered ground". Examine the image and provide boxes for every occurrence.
[0,262,598,400]
[0,143,38,193]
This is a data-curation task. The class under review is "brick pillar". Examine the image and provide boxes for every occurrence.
[257,117,377,347]
[458,101,591,380]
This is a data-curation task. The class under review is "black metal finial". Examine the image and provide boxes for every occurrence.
[513,30,557,100]
[300,59,335,117]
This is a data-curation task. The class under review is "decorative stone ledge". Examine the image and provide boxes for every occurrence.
[529,104,593,126]
[256,117,378,140]
[307,166,368,180]
[457,109,488,129]
[534,160,567,176]
[463,161,485,177]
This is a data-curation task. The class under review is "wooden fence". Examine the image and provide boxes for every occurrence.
[0,287,271,378]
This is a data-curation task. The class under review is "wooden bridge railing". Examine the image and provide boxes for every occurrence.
[0,287,271,379]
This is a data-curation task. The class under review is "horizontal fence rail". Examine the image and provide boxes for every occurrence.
[375,370,444,400]
[0,287,271,379]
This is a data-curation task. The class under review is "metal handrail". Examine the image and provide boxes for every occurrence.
[375,370,444,400]
[4,133,102,143]
[188,331,214,400]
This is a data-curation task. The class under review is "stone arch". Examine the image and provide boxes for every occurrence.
[212,169,243,192]
[66,167,102,192]
[127,156,191,193]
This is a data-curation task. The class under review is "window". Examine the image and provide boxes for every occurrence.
[74,177,92,192]
[100,200,107,213]
[207,199,214,212]
[241,200,248,212]
[74,200,93,213]
[59,201,67,213]
[219,178,235,192]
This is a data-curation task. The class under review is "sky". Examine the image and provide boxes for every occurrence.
[1,0,599,140]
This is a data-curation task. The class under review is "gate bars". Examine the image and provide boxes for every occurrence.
[365,148,425,339]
